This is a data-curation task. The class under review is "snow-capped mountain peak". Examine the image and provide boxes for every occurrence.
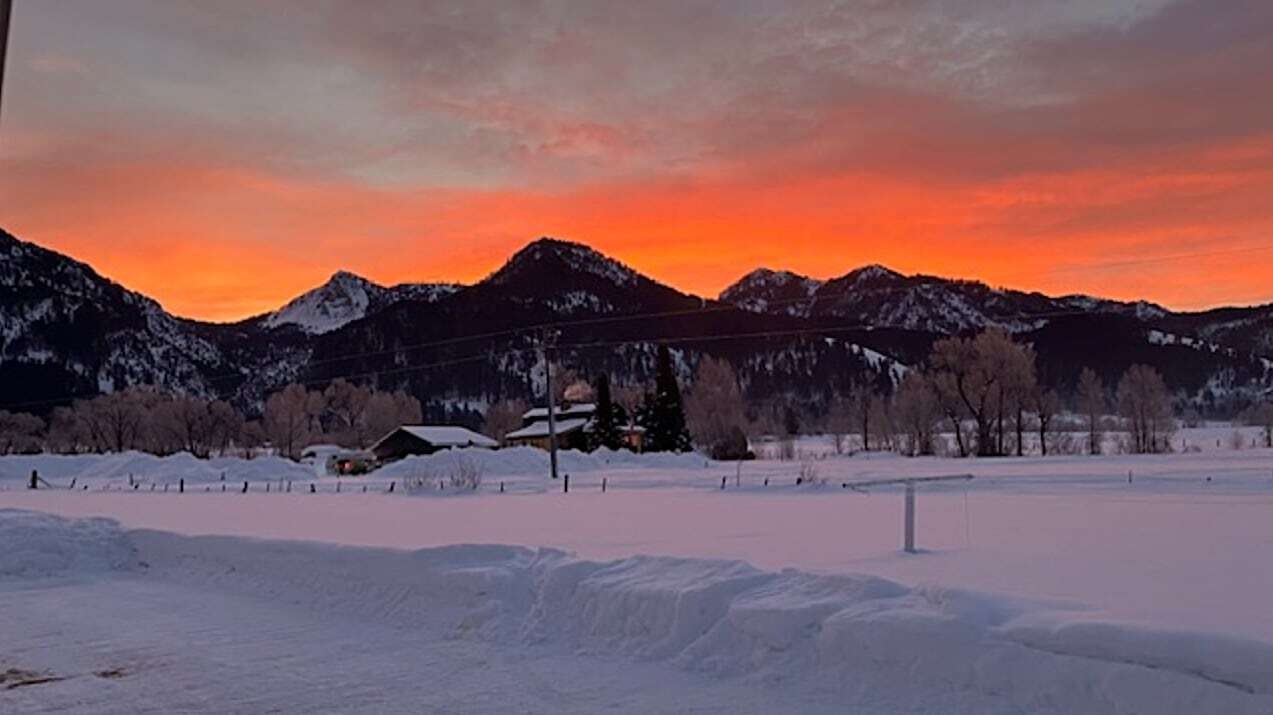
[261,271,461,335]
[262,272,386,334]
[718,268,824,317]
[488,237,643,288]
[841,264,904,286]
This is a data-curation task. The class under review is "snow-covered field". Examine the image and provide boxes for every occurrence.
[2,428,1272,713]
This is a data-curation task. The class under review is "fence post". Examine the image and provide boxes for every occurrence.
[29,470,37,489]
[601,478,606,493]
[720,476,726,490]
[563,474,569,494]
[179,478,184,494]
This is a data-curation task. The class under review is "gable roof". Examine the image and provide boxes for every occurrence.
[522,403,596,421]
[371,425,497,451]
[505,417,591,440]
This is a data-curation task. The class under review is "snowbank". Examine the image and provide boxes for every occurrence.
[0,509,134,579]
[3,508,1251,714]
[0,451,316,488]
[375,446,710,482]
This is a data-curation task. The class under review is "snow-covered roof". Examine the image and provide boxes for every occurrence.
[373,425,497,450]
[300,444,344,457]
[505,418,591,440]
[522,403,596,420]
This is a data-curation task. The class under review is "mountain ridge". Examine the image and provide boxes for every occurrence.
[2,229,1270,418]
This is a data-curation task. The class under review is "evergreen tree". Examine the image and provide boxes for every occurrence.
[644,345,692,452]
[590,373,624,451]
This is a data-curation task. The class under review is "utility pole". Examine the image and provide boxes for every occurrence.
[0,0,12,123]
[540,328,561,480]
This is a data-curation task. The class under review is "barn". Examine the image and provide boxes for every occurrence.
[369,426,497,463]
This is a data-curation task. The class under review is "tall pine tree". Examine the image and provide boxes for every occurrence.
[643,345,692,452]
[590,373,625,451]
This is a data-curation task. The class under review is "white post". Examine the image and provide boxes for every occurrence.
[903,481,916,553]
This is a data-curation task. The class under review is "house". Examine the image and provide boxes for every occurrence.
[369,425,498,462]
[504,402,645,452]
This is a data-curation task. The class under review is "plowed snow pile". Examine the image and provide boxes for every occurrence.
[0,451,317,487]
[0,509,133,579]
[3,510,1269,714]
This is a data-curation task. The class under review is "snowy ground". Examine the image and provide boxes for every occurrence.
[2,428,1272,713]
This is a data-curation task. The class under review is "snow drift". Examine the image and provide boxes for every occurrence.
[375,445,711,482]
[6,510,1266,714]
[0,451,317,488]
[0,509,134,579]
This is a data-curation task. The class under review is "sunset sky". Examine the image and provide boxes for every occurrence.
[2,0,1272,321]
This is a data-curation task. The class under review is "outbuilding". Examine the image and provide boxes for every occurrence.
[369,425,497,462]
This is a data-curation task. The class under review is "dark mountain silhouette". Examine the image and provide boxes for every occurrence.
[2,228,1269,419]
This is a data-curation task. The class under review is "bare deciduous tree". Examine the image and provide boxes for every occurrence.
[684,357,749,459]
[1117,365,1176,454]
[156,395,215,457]
[1076,368,1107,455]
[484,398,529,443]
[322,379,372,447]
[845,380,877,452]
[265,384,318,460]
[1031,388,1061,456]
[825,400,853,455]
[80,389,150,453]
[0,411,44,454]
[892,371,940,456]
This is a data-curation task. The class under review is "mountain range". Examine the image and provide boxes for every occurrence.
[2,227,1270,422]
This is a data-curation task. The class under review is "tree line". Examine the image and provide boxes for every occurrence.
[0,380,421,459]
[3,331,1271,459]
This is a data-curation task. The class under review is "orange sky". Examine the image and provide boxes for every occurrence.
[2,1,1271,321]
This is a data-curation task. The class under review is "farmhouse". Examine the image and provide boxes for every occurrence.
[370,425,497,462]
[504,402,645,451]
